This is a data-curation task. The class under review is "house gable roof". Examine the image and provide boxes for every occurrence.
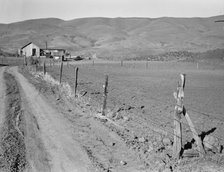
[21,42,39,49]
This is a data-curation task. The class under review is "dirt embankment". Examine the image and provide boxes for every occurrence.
[0,70,26,172]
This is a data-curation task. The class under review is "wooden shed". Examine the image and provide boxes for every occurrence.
[20,42,40,57]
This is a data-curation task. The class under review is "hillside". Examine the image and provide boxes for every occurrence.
[0,16,224,60]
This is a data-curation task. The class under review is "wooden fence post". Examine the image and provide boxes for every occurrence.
[93,60,94,66]
[173,74,205,159]
[146,60,148,69]
[59,61,63,83]
[121,60,123,67]
[24,56,27,66]
[74,67,79,97]
[183,108,205,157]
[43,61,46,75]
[35,63,38,72]
[173,74,185,159]
[102,75,109,116]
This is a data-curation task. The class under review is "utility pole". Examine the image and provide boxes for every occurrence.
[45,41,48,49]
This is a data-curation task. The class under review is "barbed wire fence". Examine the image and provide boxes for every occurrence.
[29,59,224,164]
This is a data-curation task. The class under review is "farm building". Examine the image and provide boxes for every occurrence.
[41,48,66,58]
[19,42,40,57]
[19,42,67,59]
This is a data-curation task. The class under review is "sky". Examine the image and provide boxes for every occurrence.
[0,0,223,24]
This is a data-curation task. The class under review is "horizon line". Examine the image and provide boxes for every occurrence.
[1,14,224,24]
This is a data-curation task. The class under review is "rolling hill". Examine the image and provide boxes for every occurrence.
[0,16,224,60]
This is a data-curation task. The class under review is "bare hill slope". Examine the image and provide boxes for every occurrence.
[0,16,224,59]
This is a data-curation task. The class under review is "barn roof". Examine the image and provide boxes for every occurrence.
[42,48,66,51]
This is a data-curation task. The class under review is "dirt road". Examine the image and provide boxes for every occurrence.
[0,66,144,172]
[0,66,94,171]
[8,66,94,172]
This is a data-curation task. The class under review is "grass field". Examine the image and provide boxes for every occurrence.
[43,60,224,147]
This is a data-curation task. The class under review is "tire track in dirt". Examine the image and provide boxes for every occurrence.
[11,67,93,172]
[21,89,51,172]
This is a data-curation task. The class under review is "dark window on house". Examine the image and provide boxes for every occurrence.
[32,48,36,56]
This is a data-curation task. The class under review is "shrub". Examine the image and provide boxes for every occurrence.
[26,56,40,65]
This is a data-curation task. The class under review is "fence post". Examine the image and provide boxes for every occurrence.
[102,75,109,116]
[183,108,205,157]
[74,67,79,97]
[93,60,94,66]
[173,74,205,158]
[121,60,123,67]
[43,61,46,75]
[35,63,38,72]
[23,56,27,66]
[59,61,63,83]
[173,74,185,159]
[146,60,148,69]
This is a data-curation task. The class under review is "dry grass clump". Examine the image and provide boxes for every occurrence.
[29,70,100,113]
[31,71,74,99]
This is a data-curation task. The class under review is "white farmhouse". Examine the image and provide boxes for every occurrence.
[19,42,40,57]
